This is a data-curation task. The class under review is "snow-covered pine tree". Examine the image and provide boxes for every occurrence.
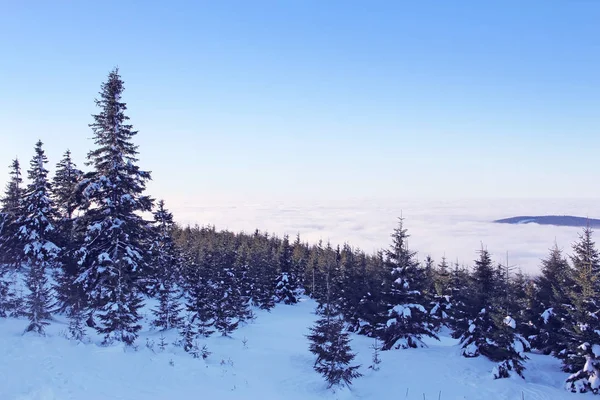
[184,250,216,338]
[248,233,276,310]
[314,242,344,314]
[8,275,27,318]
[458,246,527,379]
[355,250,387,338]
[210,237,246,335]
[291,233,308,295]
[213,263,241,336]
[448,261,471,335]
[0,267,10,317]
[379,217,438,350]
[179,315,198,352]
[150,200,183,331]
[52,149,82,225]
[18,141,59,335]
[75,68,153,345]
[51,150,84,314]
[0,158,23,216]
[234,241,255,321]
[563,227,600,393]
[430,256,452,329]
[531,244,572,356]
[423,254,437,297]
[274,234,299,304]
[307,260,361,388]
[338,243,367,331]
[0,158,25,267]
[305,240,326,300]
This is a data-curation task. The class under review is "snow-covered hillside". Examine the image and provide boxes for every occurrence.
[0,298,580,400]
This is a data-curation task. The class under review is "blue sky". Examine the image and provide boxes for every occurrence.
[1,1,599,203]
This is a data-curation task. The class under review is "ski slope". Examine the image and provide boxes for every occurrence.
[0,298,582,400]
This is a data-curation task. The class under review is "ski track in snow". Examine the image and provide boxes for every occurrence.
[0,298,586,400]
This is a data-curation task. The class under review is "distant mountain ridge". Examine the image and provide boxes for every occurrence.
[494,215,600,228]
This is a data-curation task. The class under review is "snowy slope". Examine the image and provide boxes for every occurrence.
[0,298,582,400]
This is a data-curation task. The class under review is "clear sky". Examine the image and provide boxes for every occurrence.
[1,1,599,204]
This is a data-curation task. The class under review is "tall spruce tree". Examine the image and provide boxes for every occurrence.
[75,68,153,345]
[379,218,438,350]
[18,141,58,335]
[563,227,600,393]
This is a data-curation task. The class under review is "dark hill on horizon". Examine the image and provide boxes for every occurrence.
[494,215,600,228]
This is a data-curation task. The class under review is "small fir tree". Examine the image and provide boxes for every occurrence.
[150,200,183,331]
[307,262,361,388]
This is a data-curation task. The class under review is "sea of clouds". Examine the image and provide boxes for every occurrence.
[170,198,600,276]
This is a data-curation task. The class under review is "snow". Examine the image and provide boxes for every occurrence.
[0,298,586,400]
[504,316,516,329]
[593,344,600,358]
[541,308,554,324]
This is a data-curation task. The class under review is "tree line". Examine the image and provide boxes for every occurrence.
[0,69,598,393]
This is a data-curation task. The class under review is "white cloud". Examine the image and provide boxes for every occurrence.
[169,198,600,276]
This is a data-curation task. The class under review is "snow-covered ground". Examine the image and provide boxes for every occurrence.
[0,298,581,400]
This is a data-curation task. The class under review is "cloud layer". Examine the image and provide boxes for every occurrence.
[170,198,600,276]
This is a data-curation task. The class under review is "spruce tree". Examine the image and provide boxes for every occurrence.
[52,150,84,313]
[179,315,198,352]
[234,241,255,321]
[430,256,452,328]
[0,158,24,267]
[213,264,241,336]
[355,250,387,338]
[291,233,308,295]
[18,141,58,335]
[379,218,438,350]
[458,247,527,379]
[448,261,471,335]
[563,227,600,393]
[307,261,361,388]
[249,233,276,310]
[0,266,10,317]
[75,68,153,345]
[150,200,183,331]
[274,235,299,304]
[0,158,23,216]
[184,249,216,337]
[52,149,82,224]
[338,243,367,331]
[531,244,572,356]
